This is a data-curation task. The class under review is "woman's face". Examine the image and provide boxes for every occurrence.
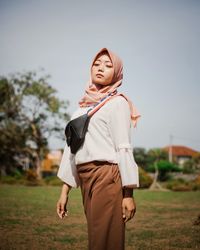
[91,53,114,87]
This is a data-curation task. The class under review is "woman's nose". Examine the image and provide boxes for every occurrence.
[98,63,104,72]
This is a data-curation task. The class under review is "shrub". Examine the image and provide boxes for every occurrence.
[193,175,200,191]
[44,176,62,186]
[24,169,45,186]
[11,168,24,179]
[25,169,38,181]
[146,164,155,173]
[147,161,181,181]
[158,161,181,181]
[165,178,200,191]
[139,167,153,188]
[182,163,195,174]
[165,179,189,191]
[0,176,18,184]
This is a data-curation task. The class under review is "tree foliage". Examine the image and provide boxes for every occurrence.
[148,160,181,181]
[183,153,200,172]
[133,147,148,169]
[147,148,169,190]
[133,147,168,170]
[0,71,70,177]
[147,148,168,164]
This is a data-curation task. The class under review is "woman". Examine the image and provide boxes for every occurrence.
[56,48,141,250]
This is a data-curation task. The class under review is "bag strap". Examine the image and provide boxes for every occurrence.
[87,92,122,117]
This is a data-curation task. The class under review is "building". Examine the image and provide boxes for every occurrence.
[163,145,199,166]
[41,150,62,176]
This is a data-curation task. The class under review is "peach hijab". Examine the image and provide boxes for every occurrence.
[79,48,141,127]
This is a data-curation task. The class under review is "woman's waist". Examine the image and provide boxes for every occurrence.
[74,151,118,165]
[76,160,119,179]
[76,160,118,168]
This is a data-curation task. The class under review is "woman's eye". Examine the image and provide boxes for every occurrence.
[106,65,113,68]
[93,63,100,66]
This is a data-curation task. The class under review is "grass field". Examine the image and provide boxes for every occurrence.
[0,185,200,250]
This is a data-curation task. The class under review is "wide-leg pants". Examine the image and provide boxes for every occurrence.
[76,161,125,250]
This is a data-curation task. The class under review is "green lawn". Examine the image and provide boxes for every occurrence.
[0,185,200,250]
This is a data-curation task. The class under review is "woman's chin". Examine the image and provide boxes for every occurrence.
[93,80,110,86]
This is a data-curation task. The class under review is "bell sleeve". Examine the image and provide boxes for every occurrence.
[57,143,80,188]
[108,97,139,188]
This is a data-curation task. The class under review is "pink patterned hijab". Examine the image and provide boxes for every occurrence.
[79,48,141,127]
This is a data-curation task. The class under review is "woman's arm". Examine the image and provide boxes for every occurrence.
[108,96,139,222]
[56,182,71,219]
[108,96,139,188]
[56,143,80,219]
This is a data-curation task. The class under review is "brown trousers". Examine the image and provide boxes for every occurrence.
[76,161,125,250]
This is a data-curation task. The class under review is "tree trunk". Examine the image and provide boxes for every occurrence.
[149,162,167,191]
[0,166,7,177]
[35,154,42,179]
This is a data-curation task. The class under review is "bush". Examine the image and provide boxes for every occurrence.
[0,176,18,184]
[165,178,200,191]
[43,176,62,186]
[158,161,181,181]
[165,179,190,191]
[171,184,193,192]
[146,165,155,173]
[10,168,24,179]
[139,167,153,188]
[25,169,38,181]
[0,170,45,186]
[182,164,195,174]
[147,161,181,181]
[193,175,200,191]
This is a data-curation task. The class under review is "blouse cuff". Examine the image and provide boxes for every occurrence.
[57,144,80,188]
[117,145,139,188]
[123,187,134,198]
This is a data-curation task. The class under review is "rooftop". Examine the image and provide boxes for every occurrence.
[163,145,199,157]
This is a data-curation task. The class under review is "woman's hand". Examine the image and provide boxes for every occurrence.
[57,193,68,219]
[122,197,136,223]
[56,183,71,219]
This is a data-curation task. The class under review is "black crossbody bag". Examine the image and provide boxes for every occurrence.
[65,93,119,154]
[65,113,90,154]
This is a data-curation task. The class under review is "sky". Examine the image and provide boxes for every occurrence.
[0,0,200,151]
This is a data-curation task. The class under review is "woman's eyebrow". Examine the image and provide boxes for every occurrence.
[95,59,112,63]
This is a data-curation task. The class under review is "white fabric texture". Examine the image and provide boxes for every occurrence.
[57,95,139,188]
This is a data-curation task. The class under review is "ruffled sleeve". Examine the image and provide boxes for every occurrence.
[108,97,139,188]
[57,144,80,188]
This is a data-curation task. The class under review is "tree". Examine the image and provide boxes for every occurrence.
[0,71,70,178]
[157,160,180,181]
[0,78,28,175]
[147,148,168,190]
[133,147,148,169]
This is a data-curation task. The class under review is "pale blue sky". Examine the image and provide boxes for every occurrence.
[0,0,200,151]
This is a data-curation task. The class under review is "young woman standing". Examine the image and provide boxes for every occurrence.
[56,48,141,250]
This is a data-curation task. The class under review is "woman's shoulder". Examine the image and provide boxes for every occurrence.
[105,94,131,121]
[71,106,90,120]
[107,94,129,108]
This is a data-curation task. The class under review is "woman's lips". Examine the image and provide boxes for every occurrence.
[96,74,104,78]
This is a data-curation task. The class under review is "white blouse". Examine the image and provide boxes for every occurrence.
[57,95,139,188]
